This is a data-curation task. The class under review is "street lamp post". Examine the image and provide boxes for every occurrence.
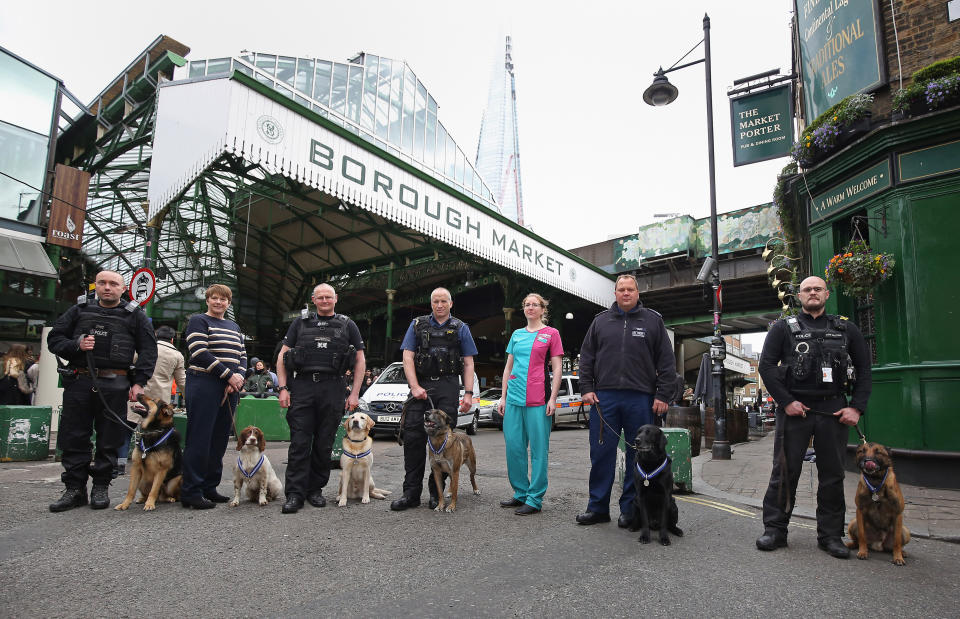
[643,13,730,459]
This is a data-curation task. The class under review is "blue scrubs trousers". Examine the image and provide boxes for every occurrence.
[586,389,654,516]
[503,402,551,510]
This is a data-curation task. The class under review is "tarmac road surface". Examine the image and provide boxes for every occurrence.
[1,426,958,617]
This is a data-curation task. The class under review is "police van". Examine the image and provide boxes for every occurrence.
[358,362,480,436]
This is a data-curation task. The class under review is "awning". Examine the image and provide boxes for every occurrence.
[0,232,58,278]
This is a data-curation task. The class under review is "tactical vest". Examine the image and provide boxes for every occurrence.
[413,315,463,378]
[72,296,141,369]
[286,312,354,374]
[783,314,856,397]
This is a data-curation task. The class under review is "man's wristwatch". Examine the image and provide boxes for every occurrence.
[278,385,289,392]
[464,390,473,395]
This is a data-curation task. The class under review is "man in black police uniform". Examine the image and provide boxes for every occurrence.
[276,283,365,514]
[47,270,157,512]
[390,287,477,511]
[756,275,872,558]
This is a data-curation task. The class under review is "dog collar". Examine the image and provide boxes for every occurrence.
[346,436,367,443]
[237,454,265,479]
[635,457,670,487]
[427,434,448,455]
[862,469,888,502]
[343,448,372,459]
[139,428,175,455]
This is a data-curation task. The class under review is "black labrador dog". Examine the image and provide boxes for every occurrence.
[629,424,683,545]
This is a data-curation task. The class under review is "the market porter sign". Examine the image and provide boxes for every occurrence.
[809,159,891,223]
[795,0,885,122]
[729,85,793,166]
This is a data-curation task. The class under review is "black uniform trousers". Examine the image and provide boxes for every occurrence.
[761,395,850,542]
[58,374,130,488]
[284,374,345,499]
[401,375,459,501]
[182,371,238,500]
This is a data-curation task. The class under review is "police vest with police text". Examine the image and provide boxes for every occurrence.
[783,314,856,397]
[289,313,353,374]
[413,315,463,378]
[71,296,141,369]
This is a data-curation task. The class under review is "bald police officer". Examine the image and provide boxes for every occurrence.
[48,271,157,512]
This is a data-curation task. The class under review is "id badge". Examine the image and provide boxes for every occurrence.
[821,366,833,382]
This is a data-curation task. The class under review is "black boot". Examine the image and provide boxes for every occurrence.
[49,487,88,512]
[90,485,110,510]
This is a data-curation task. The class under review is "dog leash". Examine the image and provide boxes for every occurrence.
[592,400,664,451]
[803,407,868,444]
[396,390,435,446]
[220,387,241,442]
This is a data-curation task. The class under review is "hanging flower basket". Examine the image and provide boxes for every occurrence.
[824,239,895,298]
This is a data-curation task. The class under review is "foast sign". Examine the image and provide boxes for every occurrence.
[47,164,89,249]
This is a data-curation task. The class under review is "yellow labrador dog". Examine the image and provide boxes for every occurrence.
[337,412,391,506]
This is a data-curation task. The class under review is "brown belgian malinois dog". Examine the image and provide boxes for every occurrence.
[424,408,480,512]
[846,442,911,565]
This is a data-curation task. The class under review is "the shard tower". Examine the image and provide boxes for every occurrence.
[475,36,525,225]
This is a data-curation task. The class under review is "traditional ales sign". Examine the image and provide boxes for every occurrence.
[729,85,793,166]
[795,0,885,121]
[47,163,89,249]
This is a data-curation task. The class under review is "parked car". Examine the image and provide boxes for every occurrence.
[476,387,503,429]
[551,374,591,428]
[357,362,480,436]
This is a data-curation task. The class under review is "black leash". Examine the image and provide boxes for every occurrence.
[396,391,435,446]
[592,400,665,451]
[84,351,137,432]
[804,407,867,444]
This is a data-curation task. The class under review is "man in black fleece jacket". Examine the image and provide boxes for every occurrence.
[576,274,677,527]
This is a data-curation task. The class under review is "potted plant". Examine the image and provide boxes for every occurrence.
[824,239,895,298]
[891,56,960,117]
[791,94,875,166]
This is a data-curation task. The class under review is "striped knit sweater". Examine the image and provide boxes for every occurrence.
[185,313,247,379]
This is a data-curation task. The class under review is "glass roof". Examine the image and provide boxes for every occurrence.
[180,52,499,212]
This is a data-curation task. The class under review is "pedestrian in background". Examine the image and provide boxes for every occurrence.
[0,344,35,405]
[181,284,246,509]
[576,274,677,527]
[497,293,563,515]
[755,276,872,558]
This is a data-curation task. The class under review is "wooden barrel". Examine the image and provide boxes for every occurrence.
[703,407,748,447]
[665,405,702,457]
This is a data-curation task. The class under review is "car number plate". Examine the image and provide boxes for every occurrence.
[379,415,401,423]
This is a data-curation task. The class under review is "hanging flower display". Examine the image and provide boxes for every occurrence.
[824,239,895,298]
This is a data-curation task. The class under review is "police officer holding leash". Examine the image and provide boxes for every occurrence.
[47,270,157,512]
[576,274,677,527]
[756,275,872,558]
[390,287,477,512]
[276,284,365,514]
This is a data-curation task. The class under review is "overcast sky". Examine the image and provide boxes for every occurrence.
[2,0,795,255]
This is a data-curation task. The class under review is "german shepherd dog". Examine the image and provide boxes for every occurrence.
[424,408,480,512]
[115,395,183,511]
[846,442,911,565]
[629,424,683,545]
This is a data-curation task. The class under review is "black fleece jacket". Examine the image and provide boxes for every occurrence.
[579,301,677,401]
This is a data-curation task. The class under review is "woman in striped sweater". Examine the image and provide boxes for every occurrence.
[181,284,247,509]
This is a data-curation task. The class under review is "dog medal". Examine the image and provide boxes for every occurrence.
[644,479,650,487]
[872,492,879,502]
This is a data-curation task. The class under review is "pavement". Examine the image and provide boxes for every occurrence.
[694,428,960,542]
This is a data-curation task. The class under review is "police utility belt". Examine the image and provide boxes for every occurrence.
[293,371,342,382]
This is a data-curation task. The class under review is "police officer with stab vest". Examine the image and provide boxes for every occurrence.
[756,276,872,559]
[276,283,365,514]
[47,271,157,512]
[391,287,478,511]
